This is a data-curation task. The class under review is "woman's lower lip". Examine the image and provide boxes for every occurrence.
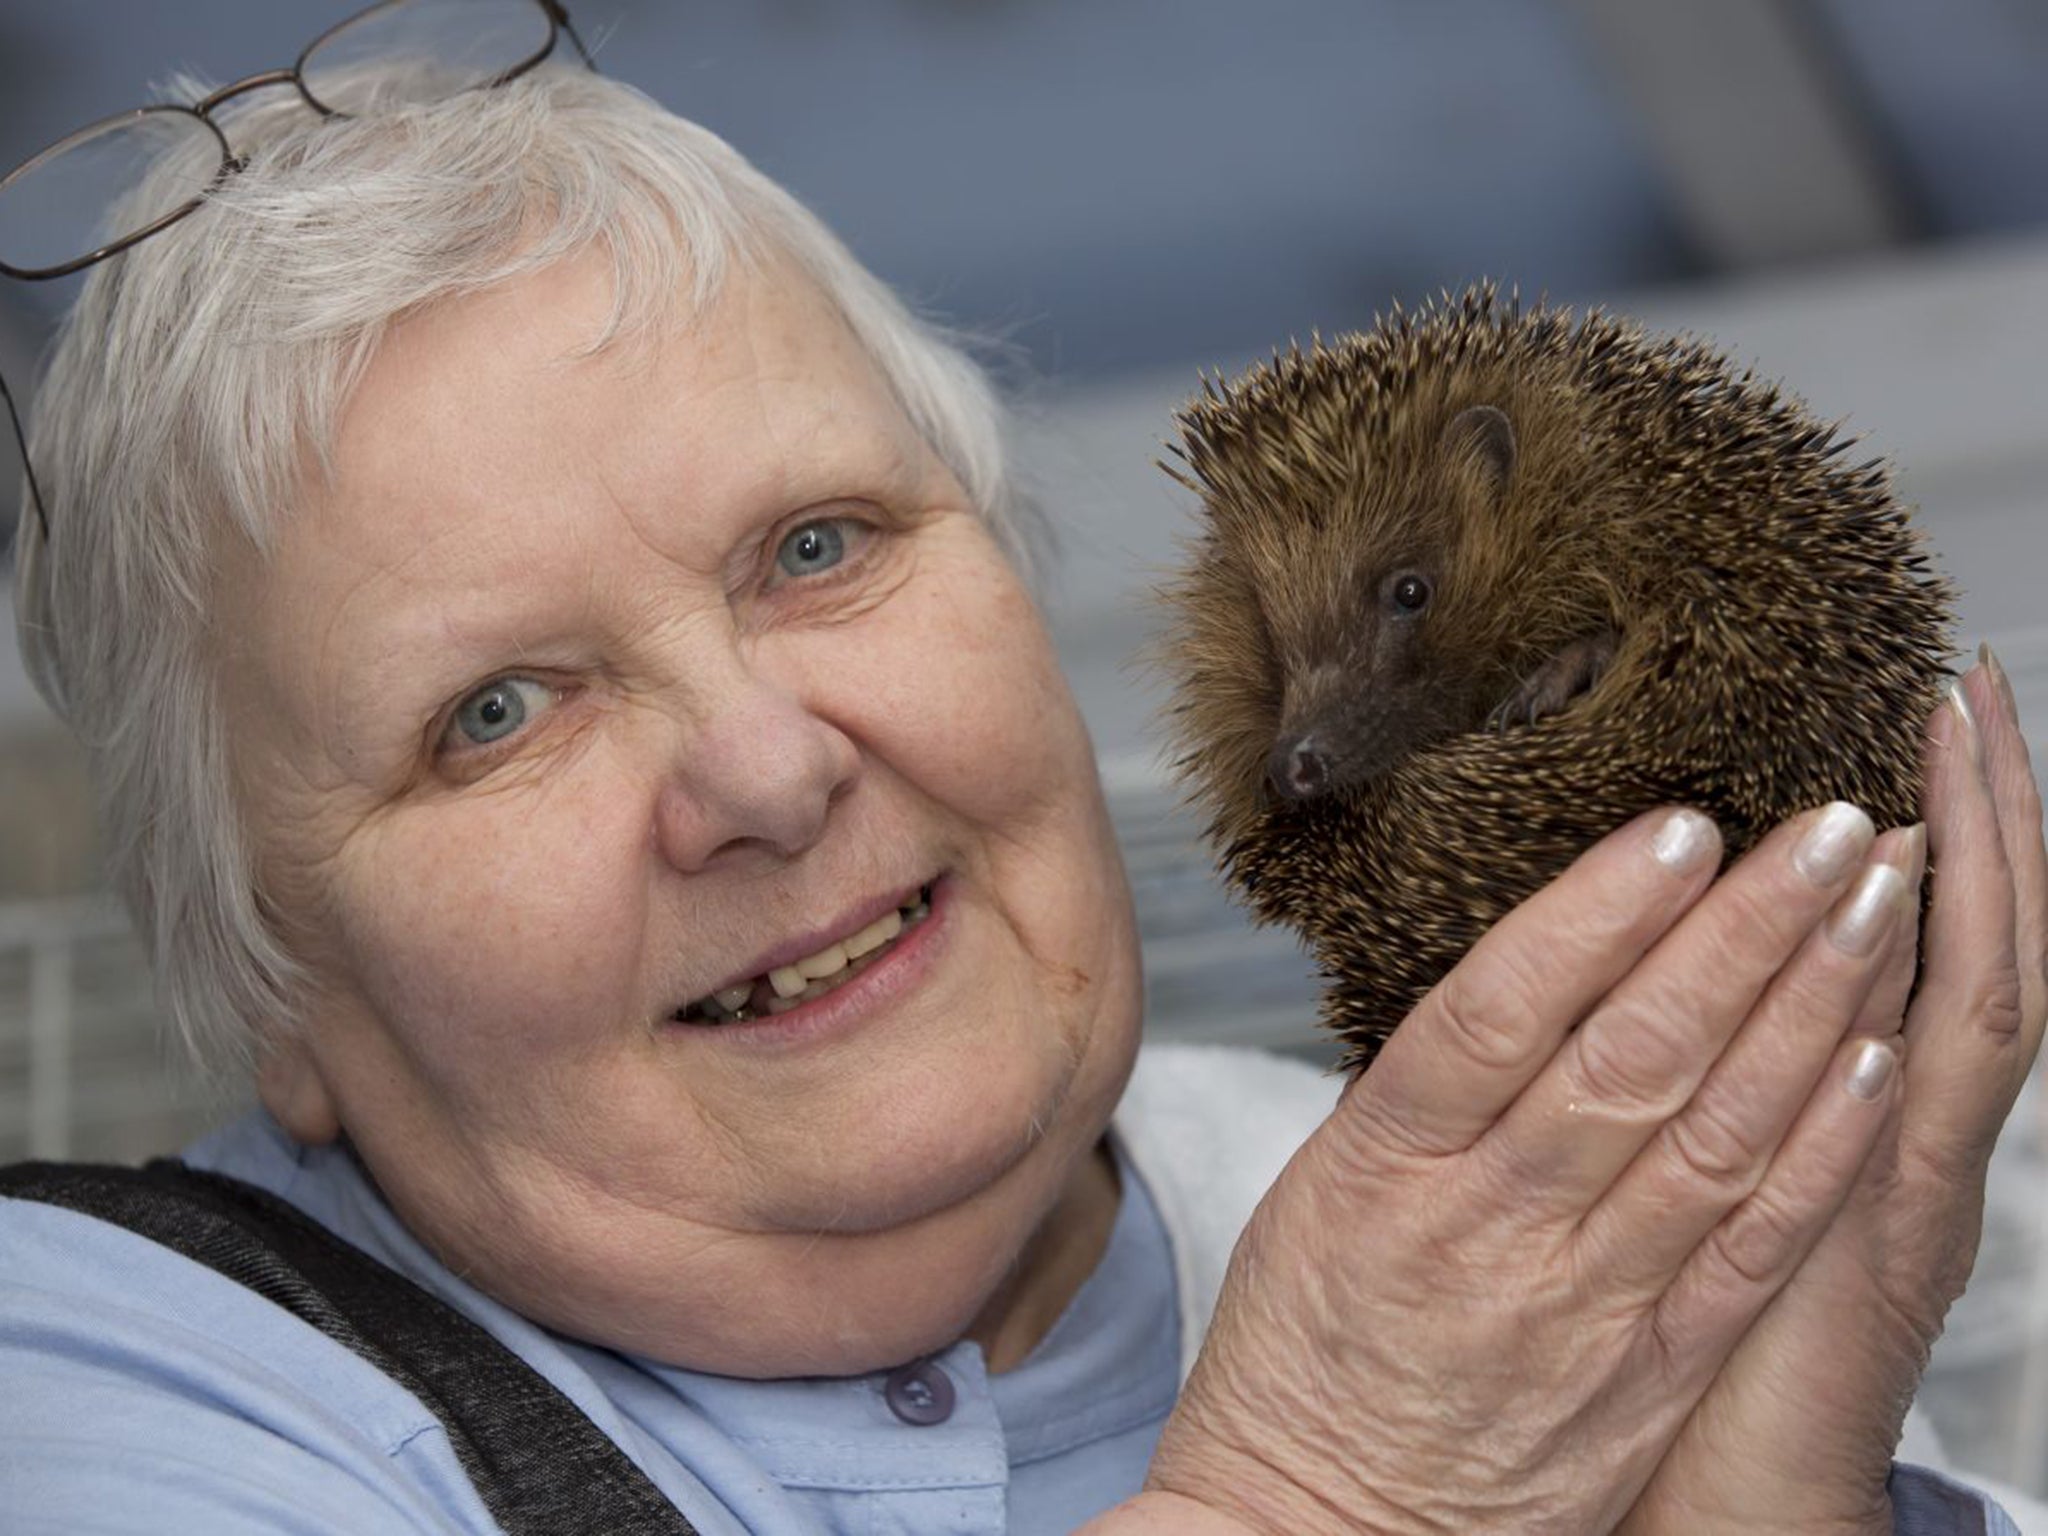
[668,877,951,1051]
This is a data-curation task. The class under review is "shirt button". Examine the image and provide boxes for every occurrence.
[882,1358,956,1426]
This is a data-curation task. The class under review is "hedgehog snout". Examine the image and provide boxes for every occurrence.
[1267,685,1438,799]
[1270,662,1382,799]
[1268,733,1332,800]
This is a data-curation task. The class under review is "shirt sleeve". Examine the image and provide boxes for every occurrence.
[1893,1461,2036,1536]
[1,1198,498,1536]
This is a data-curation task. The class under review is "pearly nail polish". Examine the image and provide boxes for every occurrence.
[1897,823,1928,887]
[1845,1039,1897,1102]
[1793,802,1874,886]
[1651,807,1716,873]
[1948,675,1983,769]
[1827,863,1906,957]
[1982,642,2018,724]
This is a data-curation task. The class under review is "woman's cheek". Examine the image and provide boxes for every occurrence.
[331,768,649,1057]
[850,558,1087,807]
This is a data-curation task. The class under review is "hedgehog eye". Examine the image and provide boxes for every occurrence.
[1389,573,1432,614]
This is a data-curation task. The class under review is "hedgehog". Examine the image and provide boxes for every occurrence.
[1156,285,1955,1067]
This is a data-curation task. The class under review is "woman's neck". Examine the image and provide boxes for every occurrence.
[967,1137,1123,1373]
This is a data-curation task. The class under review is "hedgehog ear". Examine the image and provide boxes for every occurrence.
[1441,405,1516,496]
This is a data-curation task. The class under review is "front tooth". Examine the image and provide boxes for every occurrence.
[843,909,903,959]
[796,942,849,981]
[768,965,808,999]
[714,984,752,1012]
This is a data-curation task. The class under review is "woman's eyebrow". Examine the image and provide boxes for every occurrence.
[316,598,554,739]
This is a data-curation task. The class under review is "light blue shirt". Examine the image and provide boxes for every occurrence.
[1,1109,1177,1534]
[0,1103,2024,1533]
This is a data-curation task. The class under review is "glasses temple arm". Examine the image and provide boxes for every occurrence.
[0,368,51,544]
[544,2,599,72]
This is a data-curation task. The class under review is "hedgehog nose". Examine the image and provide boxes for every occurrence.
[1269,735,1331,800]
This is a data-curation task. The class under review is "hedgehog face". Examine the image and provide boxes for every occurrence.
[1161,332,1609,842]
[1258,404,1521,800]
[1265,553,1468,797]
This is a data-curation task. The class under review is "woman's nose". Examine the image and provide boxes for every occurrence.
[652,662,860,873]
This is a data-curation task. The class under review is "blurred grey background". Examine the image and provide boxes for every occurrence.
[3,0,2046,390]
[3,0,2048,1504]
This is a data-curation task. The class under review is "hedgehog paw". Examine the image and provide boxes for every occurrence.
[1489,630,1620,731]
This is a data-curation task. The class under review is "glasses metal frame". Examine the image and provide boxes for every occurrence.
[0,0,596,543]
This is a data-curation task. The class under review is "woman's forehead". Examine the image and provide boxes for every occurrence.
[246,257,923,606]
[217,253,939,713]
[334,252,922,506]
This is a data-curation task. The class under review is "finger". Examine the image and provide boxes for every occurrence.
[1904,674,2032,1161]
[1579,854,1910,1290]
[1845,823,1927,1040]
[1482,802,1876,1208]
[1977,647,2048,1063]
[1644,1034,1899,1387]
[1346,805,1720,1160]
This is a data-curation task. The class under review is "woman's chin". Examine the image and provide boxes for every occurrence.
[555,1209,1039,1380]
[735,1005,1111,1234]
[691,1102,1118,1375]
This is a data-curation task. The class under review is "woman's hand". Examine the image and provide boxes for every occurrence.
[1618,654,2048,1536]
[1100,795,1913,1536]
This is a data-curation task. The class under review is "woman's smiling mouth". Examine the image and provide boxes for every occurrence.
[674,883,937,1025]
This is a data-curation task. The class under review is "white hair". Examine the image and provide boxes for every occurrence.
[11,64,1038,1081]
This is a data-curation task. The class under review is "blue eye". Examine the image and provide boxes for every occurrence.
[775,520,848,579]
[448,677,554,749]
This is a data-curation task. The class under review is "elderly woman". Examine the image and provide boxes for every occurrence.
[2,12,2044,1535]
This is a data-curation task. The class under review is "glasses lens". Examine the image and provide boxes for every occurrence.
[0,110,224,279]
[303,0,556,115]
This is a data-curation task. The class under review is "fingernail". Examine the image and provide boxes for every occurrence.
[1949,675,1983,770]
[1895,822,1928,886]
[1793,802,1875,886]
[1651,807,1717,873]
[1845,1039,1897,1102]
[1983,642,2019,724]
[1827,862,1907,957]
